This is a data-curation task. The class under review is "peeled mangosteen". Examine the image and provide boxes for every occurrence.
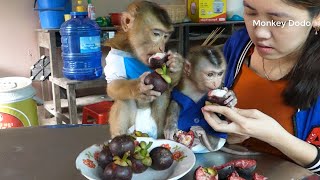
[102,162,133,180]
[148,53,169,69]
[194,166,218,180]
[97,145,113,169]
[174,130,195,148]
[128,157,148,174]
[109,134,135,157]
[144,72,169,93]
[207,89,228,106]
[150,147,174,170]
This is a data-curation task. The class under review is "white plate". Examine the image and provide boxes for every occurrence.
[75,137,196,180]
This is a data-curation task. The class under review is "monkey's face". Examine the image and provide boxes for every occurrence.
[128,15,173,65]
[190,58,225,93]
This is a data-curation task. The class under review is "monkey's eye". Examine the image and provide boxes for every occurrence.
[207,73,214,77]
[153,31,161,37]
[218,72,224,76]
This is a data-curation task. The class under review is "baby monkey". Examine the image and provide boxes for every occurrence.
[164,46,238,152]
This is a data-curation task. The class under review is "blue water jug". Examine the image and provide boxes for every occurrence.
[60,12,102,80]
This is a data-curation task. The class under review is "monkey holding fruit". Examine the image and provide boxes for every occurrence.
[164,46,237,151]
[104,1,184,138]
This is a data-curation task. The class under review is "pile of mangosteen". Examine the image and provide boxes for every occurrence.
[194,159,267,180]
[144,53,171,93]
[97,133,174,180]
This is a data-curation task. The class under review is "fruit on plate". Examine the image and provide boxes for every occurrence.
[174,130,195,148]
[102,152,133,180]
[97,145,113,169]
[148,53,169,69]
[144,65,171,93]
[194,166,218,180]
[131,130,149,138]
[109,134,135,157]
[149,146,174,170]
[206,88,228,106]
[130,141,153,173]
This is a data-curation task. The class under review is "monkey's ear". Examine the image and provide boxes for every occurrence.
[184,60,192,76]
[121,12,135,32]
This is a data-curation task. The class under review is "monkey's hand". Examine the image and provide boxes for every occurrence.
[227,133,250,144]
[136,72,162,103]
[223,87,237,108]
[164,101,180,140]
[164,124,178,140]
[166,51,184,88]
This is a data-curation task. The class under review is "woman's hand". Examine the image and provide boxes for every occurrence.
[201,105,286,144]
[202,104,318,167]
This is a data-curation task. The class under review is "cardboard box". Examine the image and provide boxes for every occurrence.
[188,0,227,23]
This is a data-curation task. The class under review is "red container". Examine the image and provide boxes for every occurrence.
[110,13,122,26]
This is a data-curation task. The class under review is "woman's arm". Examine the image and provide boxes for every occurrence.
[201,105,318,169]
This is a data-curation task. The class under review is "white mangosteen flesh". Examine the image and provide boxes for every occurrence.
[209,89,228,98]
[148,53,166,64]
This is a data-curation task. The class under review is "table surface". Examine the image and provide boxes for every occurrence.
[0,125,313,180]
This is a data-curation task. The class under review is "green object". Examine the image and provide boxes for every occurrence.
[88,0,92,3]
[96,16,111,27]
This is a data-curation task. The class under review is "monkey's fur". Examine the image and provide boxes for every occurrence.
[164,45,259,155]
[105,1,183,138]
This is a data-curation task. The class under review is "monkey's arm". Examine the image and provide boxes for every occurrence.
[164,100,181,140]
[107,79,140,100]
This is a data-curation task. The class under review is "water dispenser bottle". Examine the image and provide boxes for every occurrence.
[60,12,102,80]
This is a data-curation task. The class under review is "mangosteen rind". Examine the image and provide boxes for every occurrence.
[150,147,174,170]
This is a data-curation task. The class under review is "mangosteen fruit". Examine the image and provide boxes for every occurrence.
[194,166,218,180]
[97,145,113,169]
[218,159,257,179]
[150,147,174,170]
[207,89,228,106]
[109,134,135,157]
[102,152,133,180]
[217,165,235,180]
[148,53,169,69]
[128,157,148,174]
[144,71,169,93]
[235,164,257,179]
[102,162,133,180]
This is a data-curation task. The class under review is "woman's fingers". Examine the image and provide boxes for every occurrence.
[202,110,231,132]
[202,105,245,124]
[234,108,263,119]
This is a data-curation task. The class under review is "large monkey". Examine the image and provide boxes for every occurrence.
[104,1,183,138]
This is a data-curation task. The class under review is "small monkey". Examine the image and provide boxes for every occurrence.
[164,46,259,155]
[104,1,183,138]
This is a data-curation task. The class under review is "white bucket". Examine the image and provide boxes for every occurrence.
[0,77,39,128]
[227,0,244,21]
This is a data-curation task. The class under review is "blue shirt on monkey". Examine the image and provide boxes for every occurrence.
[171,89,228,139]
[104,48,158,139]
